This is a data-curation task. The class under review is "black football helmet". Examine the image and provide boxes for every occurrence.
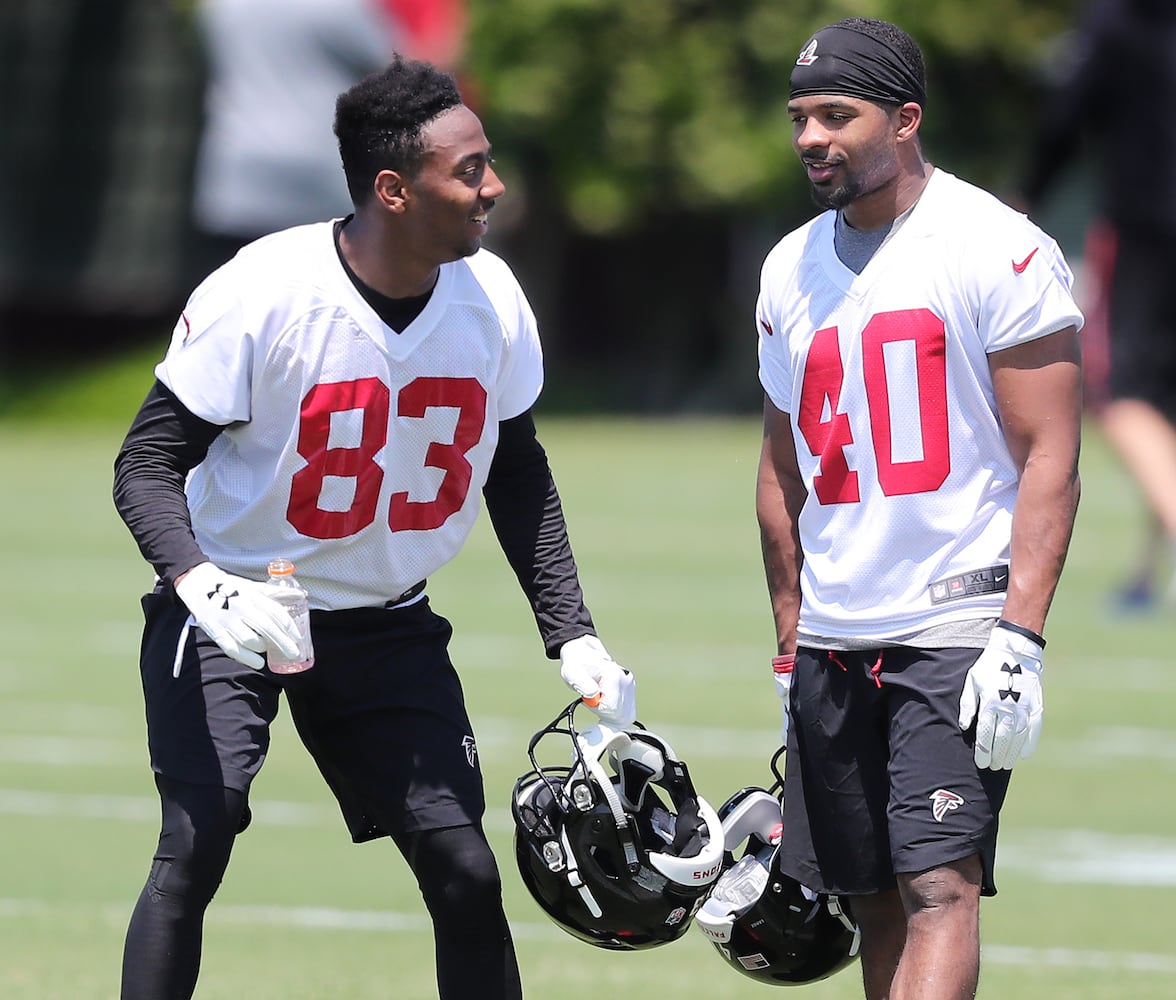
[694,748,860,985]
[511,700,725,950]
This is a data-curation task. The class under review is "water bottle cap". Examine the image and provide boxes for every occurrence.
[267,558,296,576]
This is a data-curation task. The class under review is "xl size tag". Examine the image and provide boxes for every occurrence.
[928,565,1008,604]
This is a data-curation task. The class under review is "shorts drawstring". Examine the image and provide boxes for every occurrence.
[869,651,884,688]
[826,650,884,687]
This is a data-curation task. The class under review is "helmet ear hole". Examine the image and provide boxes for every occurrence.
[511,701,725,950]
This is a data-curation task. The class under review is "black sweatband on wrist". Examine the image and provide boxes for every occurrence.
[996,619,1046,649]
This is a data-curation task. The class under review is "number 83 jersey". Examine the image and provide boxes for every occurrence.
[756,169,1083,642]
[156,222,545,610]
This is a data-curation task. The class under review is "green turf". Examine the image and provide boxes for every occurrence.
[2,406,1175,998]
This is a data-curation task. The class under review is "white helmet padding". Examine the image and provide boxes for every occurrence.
[693,759,861,985]
[576,723,725,887]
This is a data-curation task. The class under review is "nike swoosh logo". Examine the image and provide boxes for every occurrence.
[1012,248,1039,274]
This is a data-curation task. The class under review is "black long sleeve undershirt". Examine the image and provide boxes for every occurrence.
[112,379,594,653]
[483,410,595,658]
[112,381,221,586]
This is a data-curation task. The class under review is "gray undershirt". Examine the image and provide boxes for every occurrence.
[833,198,918,273]
[803,619,997,652]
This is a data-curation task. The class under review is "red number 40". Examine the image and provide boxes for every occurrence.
[286,375,487,539]
[796,308,949,504]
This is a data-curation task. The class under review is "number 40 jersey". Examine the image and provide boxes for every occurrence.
[157,222,545,610]
[756,169,1083,642]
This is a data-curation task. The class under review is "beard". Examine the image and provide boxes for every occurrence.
[809,176,863,211]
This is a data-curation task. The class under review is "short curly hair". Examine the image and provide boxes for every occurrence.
[334,55,463,206]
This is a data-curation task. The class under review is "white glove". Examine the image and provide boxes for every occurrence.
[174,562,302,670]
[559,635,637,727]
[772,653,795,747]
[958,621,1045,770]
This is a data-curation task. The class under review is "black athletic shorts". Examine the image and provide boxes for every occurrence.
[138,586,485,842]
[1107,229,1176,417]
[779,645,1012,898]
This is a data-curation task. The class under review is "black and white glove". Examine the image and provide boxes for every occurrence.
[957,621,1044,770]
[773,653,795,747]
[174,562,302,670]
[559,635,637,727]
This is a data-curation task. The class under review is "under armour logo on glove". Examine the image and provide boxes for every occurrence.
[958,621,1045,770]
[998,661,1022,702]
[208,583,240,611]
[175,562,303,670]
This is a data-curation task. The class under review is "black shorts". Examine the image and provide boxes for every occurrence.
[1107,230,1176,417]
[138,587,485,842]
[779,645,1011,898]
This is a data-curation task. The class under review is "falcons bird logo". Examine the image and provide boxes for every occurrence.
[929,789,964,823]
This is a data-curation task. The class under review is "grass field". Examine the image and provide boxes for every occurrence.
[2,362,1176,998]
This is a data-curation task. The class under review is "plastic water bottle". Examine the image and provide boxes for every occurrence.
[265,558,315,673]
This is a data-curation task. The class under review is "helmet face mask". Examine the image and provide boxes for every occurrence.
[695,749,861,984]
[511,701,725,950]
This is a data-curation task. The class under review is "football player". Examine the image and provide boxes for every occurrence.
[756,18,1082,1000]
[113,55,634,1000]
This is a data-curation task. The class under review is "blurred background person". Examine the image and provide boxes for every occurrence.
[1020,0,1176,611]
[189,0,467,276]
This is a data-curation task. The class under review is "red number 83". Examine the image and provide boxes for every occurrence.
[286,375,488,539]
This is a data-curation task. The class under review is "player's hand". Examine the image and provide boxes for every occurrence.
[559,635,637,727]
[174,562,302,670]
[957,622,1044,770]
[772,653,795,747]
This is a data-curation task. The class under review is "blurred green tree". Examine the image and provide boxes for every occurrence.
[465,0,1082,411]
[467,0,1078,235]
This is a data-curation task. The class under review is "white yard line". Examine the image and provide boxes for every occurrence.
[1,897,1175,973]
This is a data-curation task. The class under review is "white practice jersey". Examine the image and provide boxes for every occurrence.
[757,169,1083,642]
[156,222,544,610]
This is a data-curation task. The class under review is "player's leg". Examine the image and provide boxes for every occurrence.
[1102,231,1176,603]
[885,646,1012,1000]
[846,889,905,1000]
[121,778,247,1000]
[393,824,523,1000]
[285,601,522,999]
[781,648,899,998]
[122,587,280,1000]
[887,856,982,1000]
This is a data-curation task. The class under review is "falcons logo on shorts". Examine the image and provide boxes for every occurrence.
[929,789,964,823]
[461,735,477,768]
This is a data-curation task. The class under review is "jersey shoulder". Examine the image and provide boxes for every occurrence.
[919,170,1056,253]
[760,211,833,282]
[917,170,1073,282]
[452,249,537,336]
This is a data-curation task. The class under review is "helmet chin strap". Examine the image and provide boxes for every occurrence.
[577,729,642,873]
[559,823,604,918]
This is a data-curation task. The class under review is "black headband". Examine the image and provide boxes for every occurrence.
[789,25,925,107]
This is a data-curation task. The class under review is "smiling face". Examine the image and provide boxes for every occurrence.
[788,93,912,223]
[400,104,505,264]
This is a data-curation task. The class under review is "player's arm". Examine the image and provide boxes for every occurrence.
[482,408,595,657]
[756,396,806,655]
[988,326,1083,635]
[484,409,635,725]
[112,379,222,585]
